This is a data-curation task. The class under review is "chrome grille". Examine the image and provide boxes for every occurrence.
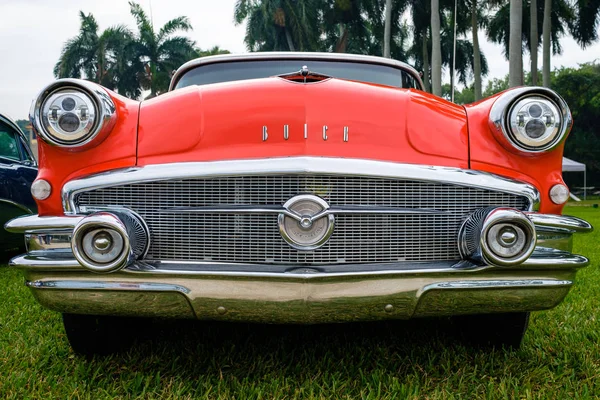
[75,175,530,265]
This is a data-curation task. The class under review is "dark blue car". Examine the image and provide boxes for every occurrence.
[0,114,37,252]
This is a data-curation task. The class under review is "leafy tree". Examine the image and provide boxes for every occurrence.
[487,0,574,87]
[234,0,321,51]
[483,75,509,96]
[570,0,600,46]
[554,63,600,187]
[482,63,600,188]
[54,12,134,93]
[196,46,231,57]
[128,1,198,98]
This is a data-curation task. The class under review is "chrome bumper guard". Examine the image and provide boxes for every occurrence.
[5,210,592,322]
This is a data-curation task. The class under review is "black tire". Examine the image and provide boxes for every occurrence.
[62,313,136,356]
[453,312,530,349]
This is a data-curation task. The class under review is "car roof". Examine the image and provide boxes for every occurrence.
[0,112,28,142]
[169,52,424,91]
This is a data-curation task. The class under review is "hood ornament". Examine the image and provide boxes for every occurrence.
[278,194,335,250]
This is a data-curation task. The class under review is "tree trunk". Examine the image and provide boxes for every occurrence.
[509,0,523,87]
[542,0,551,87]
[335,24,349,53]
[285,27,295,51]
[422,31,430,92]
[472,0,482,100]
[431,0,442,96]
[384,0,392,58]
[530,0,538,85]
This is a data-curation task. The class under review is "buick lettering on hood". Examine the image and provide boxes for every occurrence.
[6,53,592,355]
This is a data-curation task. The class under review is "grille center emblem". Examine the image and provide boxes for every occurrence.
[278,194,335,250]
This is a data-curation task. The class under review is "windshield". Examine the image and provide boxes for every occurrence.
[174,60,421,90]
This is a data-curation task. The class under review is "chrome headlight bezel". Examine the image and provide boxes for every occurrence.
[489,87,572,154]
[30,79,117,149]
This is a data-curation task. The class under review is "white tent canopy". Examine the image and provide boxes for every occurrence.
[563,157,586,172]
[562,157,587,200]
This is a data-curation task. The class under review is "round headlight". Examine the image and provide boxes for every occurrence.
[507,96,562,151]
[30,79,116,149]
[489,87,572,154]
[71,212,131,273]
[40,89,97,145]
[31,179,52,200]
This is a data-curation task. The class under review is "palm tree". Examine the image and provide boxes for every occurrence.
[384,0,393,57]
[407,0,432,91]
[234,0,321,52]
[530,0,538,85]
[487,0,573,86]
[441,6,489,92]
[197,46,231,57]
[54,12,134,93]
[128,1,198,97]
[542,0,551,87]
[431,0,442,95]
[471,0,483,99]
[509,0,523,87]
[570,0,600,47]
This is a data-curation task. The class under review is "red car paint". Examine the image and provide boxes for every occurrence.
[32,79,568,216]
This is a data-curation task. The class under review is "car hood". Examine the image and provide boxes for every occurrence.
[137,77,469,168]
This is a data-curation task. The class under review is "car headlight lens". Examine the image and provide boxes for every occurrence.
[41,89,98,144]
[30,79,116,149]
[489,87,572,154]
[508,96,562,150]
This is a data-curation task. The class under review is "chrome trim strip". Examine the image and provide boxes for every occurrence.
[421,279,572,292]
[528,213,593,233]
[9,254,81,270]
[26,280,191,294]
[9,249,589,274]
[5,215,83,233]
[169,52,424,91]
[156,205,450,218]
[26,233,71,252]
[27,278,568,295]
[61,157,540,213]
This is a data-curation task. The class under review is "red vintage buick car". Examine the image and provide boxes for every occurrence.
[6,53,592,355]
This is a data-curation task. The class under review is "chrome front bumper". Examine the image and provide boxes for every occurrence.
[18,265,581,323]
[5,157,593,322]
[7,210,591,323]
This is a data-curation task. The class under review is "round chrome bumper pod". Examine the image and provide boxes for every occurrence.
[72,212,133,273]
[459,208,536,267]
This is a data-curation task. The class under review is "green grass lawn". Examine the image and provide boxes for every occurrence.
[1,205,599,399]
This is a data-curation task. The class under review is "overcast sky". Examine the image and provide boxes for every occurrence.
[0,0,598,121]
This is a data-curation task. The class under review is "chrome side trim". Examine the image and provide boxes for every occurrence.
[527,213,593,233]
[10,254,81,270]
[5,215,82,233]
[61,158,540,213]
[26,280,191,294]
[169,52,424,91]
[421,279,572,292]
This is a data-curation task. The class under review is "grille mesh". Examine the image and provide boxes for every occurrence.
[75,175,530,265]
